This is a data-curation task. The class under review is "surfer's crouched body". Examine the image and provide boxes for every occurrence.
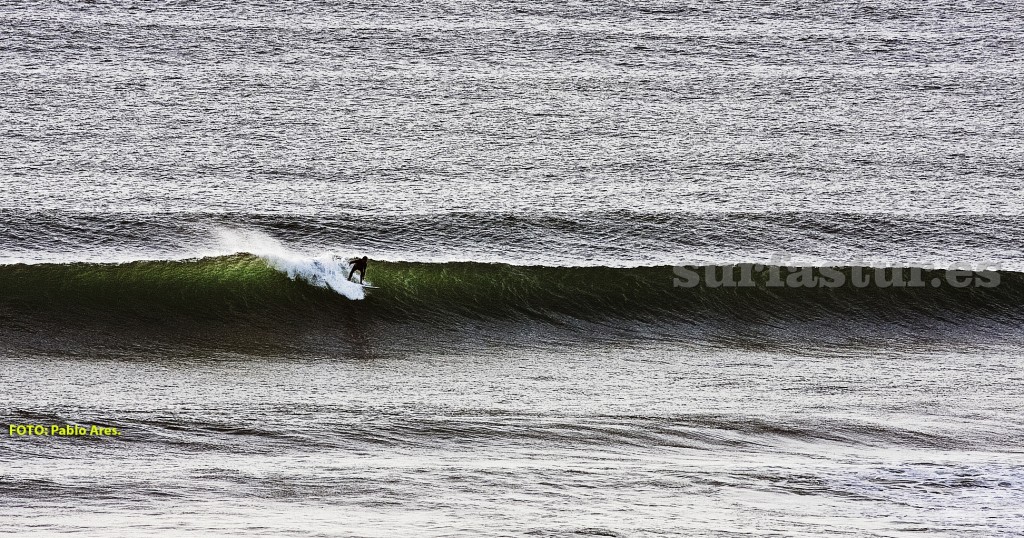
[348,256,368,283]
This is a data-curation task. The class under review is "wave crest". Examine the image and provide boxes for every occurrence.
[214,228,365,300]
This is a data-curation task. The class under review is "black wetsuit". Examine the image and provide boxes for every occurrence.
[348,257,367,283]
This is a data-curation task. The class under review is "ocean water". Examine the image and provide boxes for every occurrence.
[2,0,1023,536]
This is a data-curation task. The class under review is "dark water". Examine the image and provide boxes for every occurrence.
[2,0,1024,536]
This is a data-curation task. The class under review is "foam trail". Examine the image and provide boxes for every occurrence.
[214,228,365,300]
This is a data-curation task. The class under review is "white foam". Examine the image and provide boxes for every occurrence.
[214,228,366,300]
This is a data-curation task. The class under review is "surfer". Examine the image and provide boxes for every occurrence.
[348,256,368,284]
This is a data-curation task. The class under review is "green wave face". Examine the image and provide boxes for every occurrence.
[1,256,1022,326]
[0,255,319,317]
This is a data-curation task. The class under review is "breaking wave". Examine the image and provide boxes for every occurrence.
[0,255,1022,326]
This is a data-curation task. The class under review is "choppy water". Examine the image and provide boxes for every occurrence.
[2,0,1023,536]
